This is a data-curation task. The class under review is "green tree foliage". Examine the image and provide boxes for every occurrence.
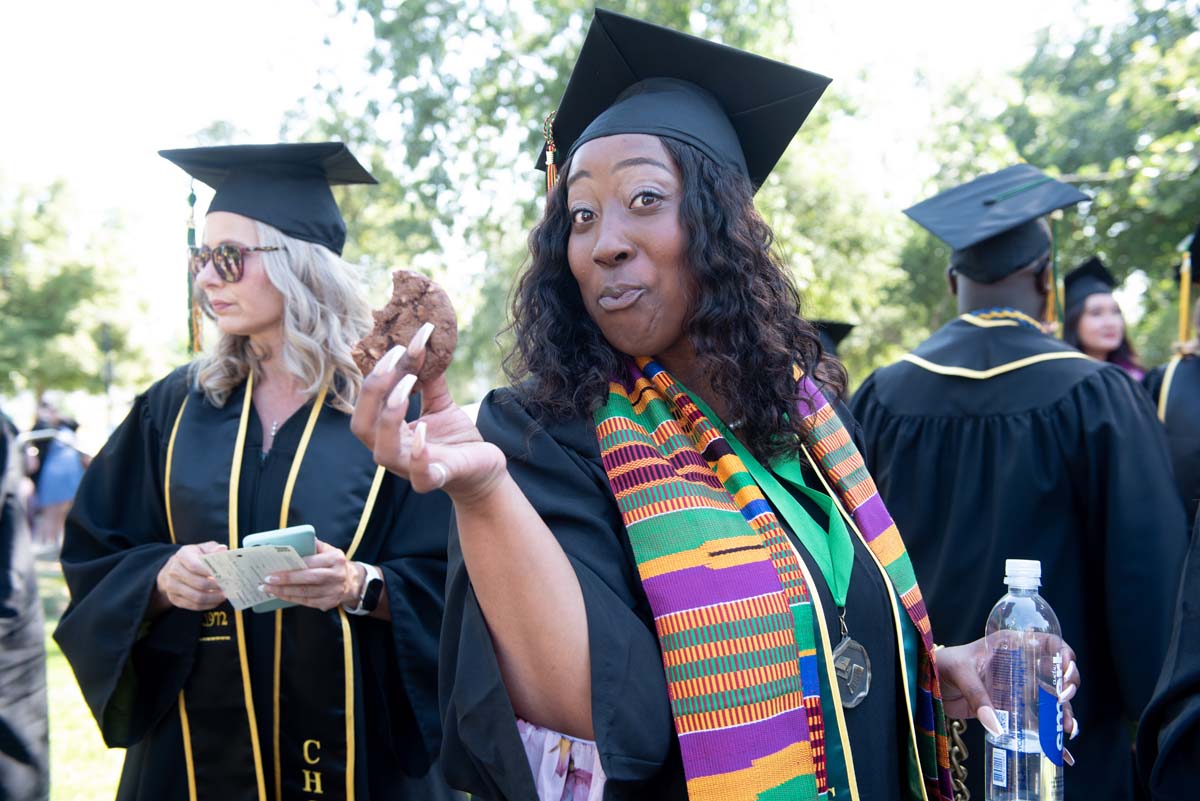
[1007,0,1199,363]
[0,181,138,400]
[897,1,1199,364]
[295,0,896,397]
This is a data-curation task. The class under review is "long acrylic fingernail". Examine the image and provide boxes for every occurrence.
[413,421,427,455]
[429,463,448,489]
[1070,718,1080,740]
[1063,748,1075,766]
[373,345,406,376]
[1064,661,1078,684]
[1058,684,1076,703]
[978,706,1004,737]
[411,322,434,352]
[387,374,418,409]
[257,584,267,593]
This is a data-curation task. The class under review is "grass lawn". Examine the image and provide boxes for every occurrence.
[38,557,124,801]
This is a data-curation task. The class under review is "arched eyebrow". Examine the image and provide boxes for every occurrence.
[613,157,672,175]
[566,169,592,188]
[566,157,674,189]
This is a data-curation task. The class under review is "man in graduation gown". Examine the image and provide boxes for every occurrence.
[0,408,49,801]
[850,164,1189,801]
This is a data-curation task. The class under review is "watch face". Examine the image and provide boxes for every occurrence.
[361,576,384,613]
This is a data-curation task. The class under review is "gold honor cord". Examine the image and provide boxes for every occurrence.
[166,397,199,801]
[1158,355,1182,424]
[901,350,1090,380]
[799,443,931,801]
[273,379,330,801]
[229,372,270,801]
[959,315,1019,328]
[1179,251,1192,346]
[337,465,385,801]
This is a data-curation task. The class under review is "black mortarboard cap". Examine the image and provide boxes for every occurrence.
[536,8,831,190]
[158,142,376,256]
[813,320,855,357]
[904,164,1090,283]
[1063,256,1117,315]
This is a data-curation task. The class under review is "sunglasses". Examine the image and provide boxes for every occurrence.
[188,243,281,283]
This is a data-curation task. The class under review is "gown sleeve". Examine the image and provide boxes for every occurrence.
[1073,367,1190,719]
[355,471,453,778]
[848,372,885,472]
[438,389,679,801]
[52,369,201,747]
[1136,518,1200,801]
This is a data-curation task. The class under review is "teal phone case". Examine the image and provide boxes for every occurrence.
[242,524,316,613]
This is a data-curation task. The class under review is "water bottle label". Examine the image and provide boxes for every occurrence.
[1038,690,1064,767]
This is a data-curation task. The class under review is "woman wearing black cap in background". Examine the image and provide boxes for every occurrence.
[1063,256,1146,380]
[352,11,1079,801]
[53,144,460,801]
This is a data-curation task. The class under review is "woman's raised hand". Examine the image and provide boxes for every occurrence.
[350,323,507,503]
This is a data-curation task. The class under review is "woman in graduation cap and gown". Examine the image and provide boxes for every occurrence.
[1143,222,1200,520]
[1063,256,1146,380]
[850,166,1187,801]
[351,11,1079,801]
[53,143,460,801]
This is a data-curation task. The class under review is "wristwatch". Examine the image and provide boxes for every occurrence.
[344,562,384,616]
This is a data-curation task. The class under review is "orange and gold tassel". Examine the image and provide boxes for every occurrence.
[543,112,558,192]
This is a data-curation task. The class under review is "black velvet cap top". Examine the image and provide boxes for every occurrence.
[537,8,831,190]
[159,142,376,256]
[1063,256,1118,315]
[904,164,1090,283]
[813,320,855,357]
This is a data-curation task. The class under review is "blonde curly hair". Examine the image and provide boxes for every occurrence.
[190,220,371,413]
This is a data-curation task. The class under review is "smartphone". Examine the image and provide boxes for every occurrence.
[242,524,316,613]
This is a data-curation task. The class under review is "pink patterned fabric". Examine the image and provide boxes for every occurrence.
[516,719,607,801]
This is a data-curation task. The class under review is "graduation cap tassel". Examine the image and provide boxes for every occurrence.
[543,113,558,193]
[1179,249,1192,348]
[1040,212,1062,335]
[186,180,202,355]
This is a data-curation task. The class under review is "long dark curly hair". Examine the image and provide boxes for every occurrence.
[504,136,845,463]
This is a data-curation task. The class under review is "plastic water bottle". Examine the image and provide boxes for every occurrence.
[983,559,1064,801]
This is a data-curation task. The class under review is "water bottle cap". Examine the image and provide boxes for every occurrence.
[1005,558,1041,585]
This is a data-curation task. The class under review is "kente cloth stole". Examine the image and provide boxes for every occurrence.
[594,357,953,801]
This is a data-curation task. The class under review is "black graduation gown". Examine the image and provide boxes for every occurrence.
[53,367,460,801]
[1143,357,1200,520]
[1136,515,1200,801]
[438,387,913,801]
[0,412,49,801]
[850,316,1189,801]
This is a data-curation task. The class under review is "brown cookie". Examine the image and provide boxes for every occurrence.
[352,270,458,382]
